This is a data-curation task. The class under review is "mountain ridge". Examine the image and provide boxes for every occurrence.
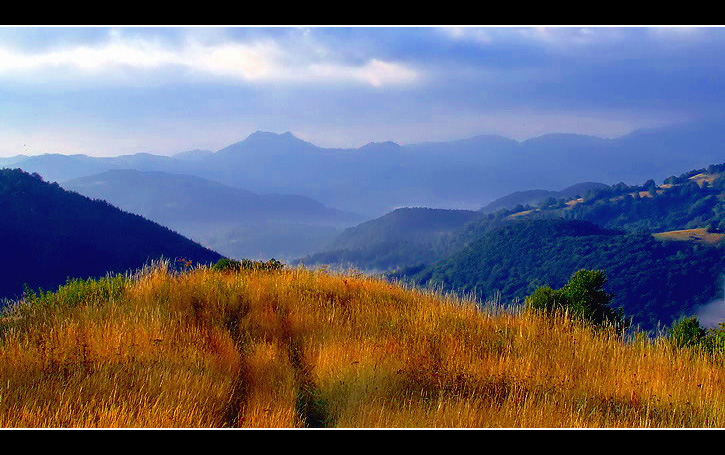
[5,122,725,215]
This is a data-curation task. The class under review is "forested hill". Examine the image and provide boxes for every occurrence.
[480,182,608,214]
[498,163,725,233]
[395,219,723,330]
[298,164,724,274]
[0,169,222,300]
[329,208,481,249]
[295,208,482,270]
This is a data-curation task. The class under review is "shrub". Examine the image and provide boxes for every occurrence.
[22,274,128,309]
[212,258,285,272]
[524,286,563,313]
[669,316,706,348]
[525,269,626,328]
[669,317,724,354]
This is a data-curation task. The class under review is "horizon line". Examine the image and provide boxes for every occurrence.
[0,121,694,160]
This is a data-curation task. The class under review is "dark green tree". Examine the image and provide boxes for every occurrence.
[525,269,625,328]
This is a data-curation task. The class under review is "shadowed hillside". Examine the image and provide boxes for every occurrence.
[0,264,721,427]
[64,169,350,226]
[0,169,222,300]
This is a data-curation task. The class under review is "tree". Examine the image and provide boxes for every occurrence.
[525,269,625,328]
[643,179,657,196]
[540,197,558,208]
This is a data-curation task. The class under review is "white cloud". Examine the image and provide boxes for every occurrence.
[516,27,627,48]
[443,26,631,50]
[442,27,494,44]
[0,33,419,88]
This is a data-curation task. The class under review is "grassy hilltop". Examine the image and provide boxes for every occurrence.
[0,264,722,428]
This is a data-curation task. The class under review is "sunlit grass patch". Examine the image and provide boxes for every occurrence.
[0,264,722,427]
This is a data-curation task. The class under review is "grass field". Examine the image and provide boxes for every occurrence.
[0,264,722,428]
[653,228,724,245]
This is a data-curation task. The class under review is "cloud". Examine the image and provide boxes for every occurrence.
[0,32,419,88]
[442,27,494,44]
[695,279,725,329]
[442,26,625,48]
[441,27,711,53]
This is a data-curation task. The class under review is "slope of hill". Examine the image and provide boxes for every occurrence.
[64,170,351,226]
[0,264,721,427]
[2,152,202,183]
[497,163,725,233]
[653,228,725,245]
[329,207,480,250]
[481,182,609,214]
[0,155,28,167]
[296,208,482,270]
[63,170,358,261]
[173,149,214,161]
[397,219,724,329]
[0,169,222,300]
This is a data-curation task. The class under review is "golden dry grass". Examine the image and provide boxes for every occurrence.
[565,197,584,207]
[653,228,724,245]
[689,173,718,187]
[506,209,537,219]
[0,264,722,428]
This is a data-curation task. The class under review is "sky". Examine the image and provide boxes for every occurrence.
[1,26,725,157]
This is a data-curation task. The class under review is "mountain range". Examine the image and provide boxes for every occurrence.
[5,121,725,217]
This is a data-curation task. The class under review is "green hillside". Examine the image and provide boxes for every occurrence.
[296,208,481,270]
[396,219,723,330]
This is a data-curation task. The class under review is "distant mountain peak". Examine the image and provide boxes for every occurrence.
[246,130,302,141]
[247,130,278,138]
[212,130,317,157]
[359,140,401,151]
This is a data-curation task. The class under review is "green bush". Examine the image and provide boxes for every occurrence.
[525,286,563,313]
[22,274,128,309]
[670,316,707,348]
[212,258,285,272]
[669,317,724,355]
[525,269,626,328]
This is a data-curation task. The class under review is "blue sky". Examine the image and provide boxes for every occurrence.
[1,26,724,156]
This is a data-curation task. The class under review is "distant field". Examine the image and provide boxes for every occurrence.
[506,209,536,219]
[689,173,718,187]
[0,264,722,428]
[565,197,584,207]
[653,228,724,245]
